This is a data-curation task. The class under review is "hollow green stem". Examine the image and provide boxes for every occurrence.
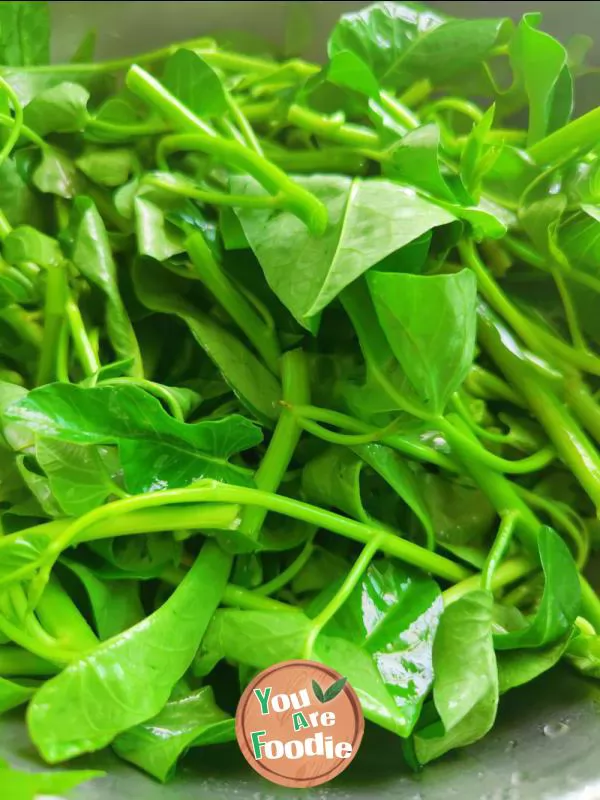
[578,575,600,634]
[37,265,68,386]
[528,105,600,165]
[222,583,294,613]
[266,146,370,175]
[565,378,600,446]
[461,239,600,377]
[516,485,589,569]
[145,172,283,208]
[127,66,327,233]
[293,414,401,447]
[460,242,589,373]
[56,321,70,383]
[481,511,519,591]
[36,576,99,651]
[443,556,534,606]
[156,133,327,233]
[226,93,263,155]
[126,64,216,135]
[379,91,419,130]
[66,297,100,377]
[288,104,380,149]
[437,416,555,474]
[0,645,58,677]
[254,538,315,596]
[477,305,600,510]
[504,235,600,295]
[17,482,471,606]
[161,565,295,612]
[238,349,309,538]
[0,611,78,666]
[86,116,169,139]
[186,231,280,373]
[423,96,483,123]
[0,111,45,148]
[0,505,241,567]
[304,534,384,658]
[442,414,541,554]
[0,77,23,168]
[450,393,515,445]
[464,364,526,407]
[399,79,432,107]
[287,403,457,471]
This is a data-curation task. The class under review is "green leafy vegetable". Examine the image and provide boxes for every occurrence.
[5,382,261,492]
[367,269,477,413]
[413,591,498,764]
[233,175,455,330]
[28,540,231,762]
[113,685,234,782]
[0,0,597,785]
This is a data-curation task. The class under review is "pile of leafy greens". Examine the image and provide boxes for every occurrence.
[0,0,600,790]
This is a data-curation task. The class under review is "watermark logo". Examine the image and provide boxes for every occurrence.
[235,659,364,788]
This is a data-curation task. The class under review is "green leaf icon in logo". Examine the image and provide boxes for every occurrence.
[312,676,347,703]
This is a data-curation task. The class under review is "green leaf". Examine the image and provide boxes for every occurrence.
[0,530,54,582]
[0,263,38,307]
[0,2,50,66]
[163,49,228,118]
[24,82,90,136]
[5,382,262,493]
[201,559,442,738]
[354,443,435,548]
[60,558,144,640]
[311,679,326,703]
[194,609,313,676]
[0,158,43,228]
[75,148,135,187]
[87,532,181,581]
[420,472,496,549]
[301,446,365,521]
[494,526,581,649]
[520,194,567,267]
[27,540,231,763]
[497,635,570,694]
[509,13,573,147]
[323,676,347,702]
[340,277,416,418]
[0,675,35,714]
[327,50,381,99]
[65,197,143,374]
[233,174,455,330]
[384,124,455,201]
[413,590,498,764]
[460,105,498,200]
[559,203,600,271]
[33,148,78,198]
[134,195,184,261]
[328,2,510,92]
[113,686,234,782]
[312,559,443,737]
[3,226,63,269]
[367,269,477,414]
[302,443,434,546]
[35,440,118,516]
[565,629,600,680]
[16,454,62,518]
[133,258,281,425]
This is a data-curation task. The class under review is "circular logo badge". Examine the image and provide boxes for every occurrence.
[235,659,364,788]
